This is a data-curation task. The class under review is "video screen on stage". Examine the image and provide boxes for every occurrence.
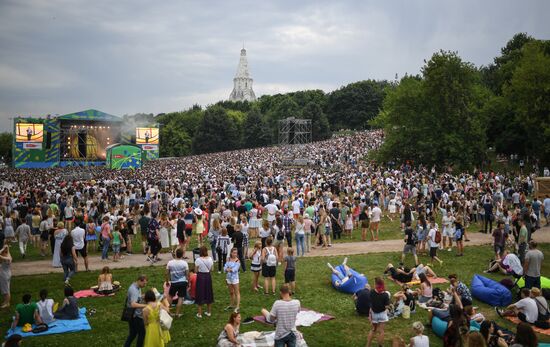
[136,127,159,144]
[16,123,44,143]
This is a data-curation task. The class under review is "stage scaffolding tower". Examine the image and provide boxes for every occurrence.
[278,117,312,146]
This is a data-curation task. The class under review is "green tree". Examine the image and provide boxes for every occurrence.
[503,41,550,165]
[192,106,240,154]
[374,51,489,169]
[0,132,12,164]
[301,102,331,141]
[326,80,388,130]
[243,108,270,148]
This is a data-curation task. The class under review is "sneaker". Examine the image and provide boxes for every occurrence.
[234,307,240,314]
[204,312,211,317]
[196,313,202,318]
[495,307,503,318]
[224,306,233,311]
[242,317,255,324]
[447,248,452,252]
[278,262,281,266]
[146,256,153,262]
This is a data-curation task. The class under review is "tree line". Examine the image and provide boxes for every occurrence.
[2,33,548,169]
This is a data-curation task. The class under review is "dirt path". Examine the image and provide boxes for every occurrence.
[11,227,550,276]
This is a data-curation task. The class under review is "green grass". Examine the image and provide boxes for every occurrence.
[3,244,550,346]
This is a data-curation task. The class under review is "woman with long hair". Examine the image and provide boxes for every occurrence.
[52,221,67,268]
[512,322,537,347]
[367,277,390,347]
[479,320,509,347]
[217,312,241,347]
[142,289,171,347]
[417,273,432,304]
[224,248,241,313]
[60,233,77,286]
[195,246,214,318]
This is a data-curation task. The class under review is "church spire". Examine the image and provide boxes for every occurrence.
[229,47,256,102]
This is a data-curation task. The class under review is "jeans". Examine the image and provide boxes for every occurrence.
[237,247,246,272]
[19,240,27,255]
[275,331,296,347]
[124,316,145,347]
[210,240,218,262]
[304,232,311,253]
[295,233,305,256]
[61,256,76,281]
[285,233,293,248]
[484,216,493,234]
[102,237,111,259]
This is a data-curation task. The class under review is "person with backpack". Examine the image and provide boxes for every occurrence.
[261,237,277,295]
[402,221,419,266]
[454,212,465,257]
[427,217,443,267]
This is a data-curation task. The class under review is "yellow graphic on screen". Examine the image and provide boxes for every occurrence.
[16,123,44,143]
[136,127,159,144]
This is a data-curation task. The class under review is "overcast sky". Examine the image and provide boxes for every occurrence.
[0,0,549,131]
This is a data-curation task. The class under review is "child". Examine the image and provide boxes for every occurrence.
[224,248,241,313]
[250,241,262,292]
[409,321,429,347]
[344,210,353,239]
[284,248,297,293]
[187,269,197,301]
[111,227,123,262]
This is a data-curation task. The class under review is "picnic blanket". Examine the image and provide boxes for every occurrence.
[74,289,115,298]
[389,276,449,287]
[6,307,91,338]
[237,330,307,347]
[253,308,334,327]
[504,316,550,336]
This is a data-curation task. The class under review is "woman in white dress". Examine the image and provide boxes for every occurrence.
[248,205,260,239]
[388,198,397,221]
[52,222,67,268]
[159,213,170,251]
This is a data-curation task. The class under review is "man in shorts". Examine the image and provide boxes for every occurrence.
[402,221,419,266]
[369,202,382,241]
[166,248,189,318]
[71,217,89,271]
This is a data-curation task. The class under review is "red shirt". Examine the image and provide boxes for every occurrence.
[188,273,197,299]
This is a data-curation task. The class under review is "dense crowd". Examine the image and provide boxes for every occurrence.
[0,129,549,347]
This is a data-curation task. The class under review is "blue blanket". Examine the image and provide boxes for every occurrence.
[6,307,91,338]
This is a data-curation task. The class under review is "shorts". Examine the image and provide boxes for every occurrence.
[403,244,416,255]
[185,228,193,237]
[443,228,454,237]
[251,263,261,272]
[284,269,295,283]
[361,220,369,228]
[226,278,239,285]
[31,227,40,236]
[262,264,276,278]
[40,231,49,242]
[168,281,188,298]
[432,308,451,321]
[430,247,438,258]
[418,295,431,304]
[76,247,87,258]
[274,238,284,247]
[494,244,504,256]
[112,244,121,253]
[370,310,389,324]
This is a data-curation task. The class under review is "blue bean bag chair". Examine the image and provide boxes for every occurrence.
[471,274,512,307]
[331,264,367,294]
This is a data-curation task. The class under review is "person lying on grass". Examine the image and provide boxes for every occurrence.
[327,257,365,287]
[384,263,437,284]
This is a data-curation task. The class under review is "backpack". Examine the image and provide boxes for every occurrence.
[454,227,463,241]
[266,247,277,266]
[32,323,49,334]
[434,230,442,244]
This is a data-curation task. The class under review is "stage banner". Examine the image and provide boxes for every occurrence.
[136,127,159,144]
[141,144,158,151]
[16,123,44,143]
[23,142,42,150]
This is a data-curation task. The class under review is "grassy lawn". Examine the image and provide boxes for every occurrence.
[2,244,550,346]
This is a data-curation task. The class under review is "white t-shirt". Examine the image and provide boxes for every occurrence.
[71,226,86,250]
[166,259,189,283]
[514,297,538,323]
[371,207,382,222]
[266,204,278,222]
[428,227,439,248]
[37,299,55,324]
[412,335,429,347]
[292,200,301,215]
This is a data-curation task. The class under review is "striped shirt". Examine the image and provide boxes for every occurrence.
[216,235,231,254]
[269,299,301,340]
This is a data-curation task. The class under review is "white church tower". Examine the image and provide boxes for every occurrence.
[229,48,256,102]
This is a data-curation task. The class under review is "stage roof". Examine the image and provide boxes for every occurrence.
[57,109,122,122]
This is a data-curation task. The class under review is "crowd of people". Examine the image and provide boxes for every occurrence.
[0,129,549,346]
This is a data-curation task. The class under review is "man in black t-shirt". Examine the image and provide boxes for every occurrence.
[138,211,150,255]
[329,203,342,240]
[353,284,371,316]
[402,221,419,265]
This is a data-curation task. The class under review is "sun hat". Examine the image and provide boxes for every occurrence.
[194,208,203,215]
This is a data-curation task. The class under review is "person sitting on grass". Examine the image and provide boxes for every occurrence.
[496,288,538,324]
[11,293,42,329]
[384,263,436,284]
[94,266,120,295]
[409,321,429,347]
[353,283,371,316]
[485,250,523,276]
[511,322,537,347]
[36,289,55,324]
[216,312,241,347]
[328,257,363,287]
[54,287,79,320]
